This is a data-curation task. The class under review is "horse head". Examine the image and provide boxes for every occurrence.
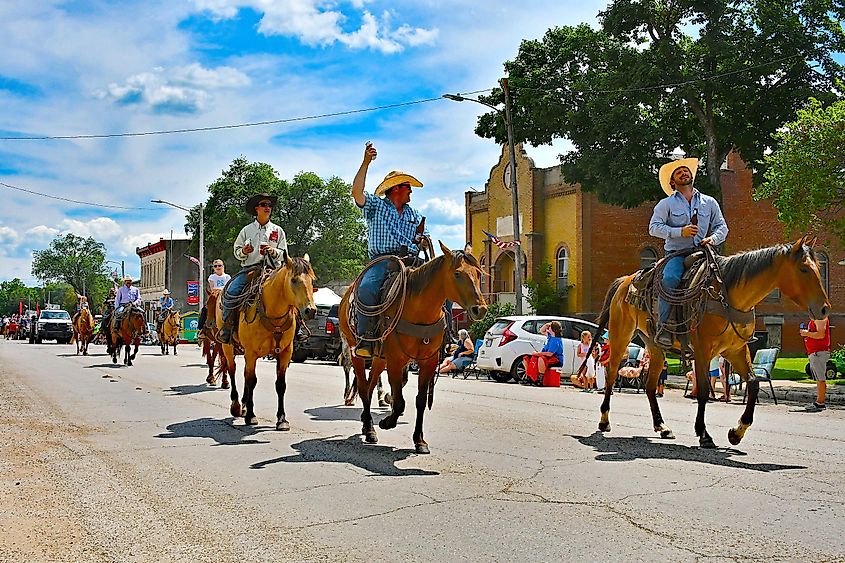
[129,305,148,335]
[438,241,488,321]
[274,250,317,321]
[778,236,831,320]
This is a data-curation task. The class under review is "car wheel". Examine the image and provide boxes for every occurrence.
[489,370,512,383]
[292,350,308,363]
[805,363,813,378]
[510,356,528,384]
[825,362,837,380]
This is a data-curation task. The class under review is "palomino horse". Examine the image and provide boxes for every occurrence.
[592,237,829,448]
[200,291,228,388]
[111,305,147,366]
[72,307,95,356]
[339,242,488,454]
[157,309,181,355]
[215,252,317,429]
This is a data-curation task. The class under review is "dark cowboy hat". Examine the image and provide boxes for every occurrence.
[244,193,278,215]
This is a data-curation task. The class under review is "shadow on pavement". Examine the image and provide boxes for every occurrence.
[250,434,438,476]
[181,363,208,368]
[572,431,806,472]
[84,363,124,369]
[165,384,220,396]
[304,404,392,423]
[155,416,270,446]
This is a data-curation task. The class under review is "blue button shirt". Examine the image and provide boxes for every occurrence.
[648,189,728,252]
[159,296,174,309]
[358,191,428,259]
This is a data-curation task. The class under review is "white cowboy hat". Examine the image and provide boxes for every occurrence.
[658,158,698,197]
[162,289,170,295]
[123,275,132,282]
[374,170,423,197]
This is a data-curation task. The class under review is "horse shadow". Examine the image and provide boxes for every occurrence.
[304,404,394,423]
[84,363,125,369]
[571,432,806,472]
[250,434,439,477]
[155,417,271,446]
[181,363,208,368]
[164,384,220,396]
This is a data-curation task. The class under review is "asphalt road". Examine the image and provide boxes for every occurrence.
[1,338,843,562]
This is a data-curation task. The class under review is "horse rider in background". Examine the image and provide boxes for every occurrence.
[199,259,231,331]
[156,289,175,332]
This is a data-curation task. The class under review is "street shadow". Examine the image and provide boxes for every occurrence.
[250,434,439,477]
[164,384,221,396]
[84,363,124,369]
[571,431,806,472]
[155,417,271,446]
[182,363,208,368]
[304,404,393,423]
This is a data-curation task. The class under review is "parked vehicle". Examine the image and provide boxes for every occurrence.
[292,302,342,363]
[476,315,642,383]
[35,309,73,344]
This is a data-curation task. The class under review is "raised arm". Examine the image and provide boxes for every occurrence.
[352,142,377,207]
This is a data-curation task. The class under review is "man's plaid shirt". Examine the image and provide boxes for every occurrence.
[359,191,428,259]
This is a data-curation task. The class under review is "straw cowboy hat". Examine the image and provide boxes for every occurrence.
[244,193,278,215]
[658,158,698,197]
[162,289,170,295]
[374,170,423,197]
[122,275,132,282]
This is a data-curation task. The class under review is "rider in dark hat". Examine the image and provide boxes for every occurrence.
[218,193,288,344]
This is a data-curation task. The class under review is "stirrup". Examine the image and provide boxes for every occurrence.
[355,340,374,359]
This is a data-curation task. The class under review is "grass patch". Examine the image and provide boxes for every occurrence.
[665,354,844,385]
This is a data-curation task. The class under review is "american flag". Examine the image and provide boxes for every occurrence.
[483,230,521,249]
[186,255,201,267]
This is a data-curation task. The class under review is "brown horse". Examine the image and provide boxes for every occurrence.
[339,242,488,454]
[157,309,180,356]
[215,253,317,429]
[200,291,230,388]
[111,305,147,366]
[72,307,95,355]
[593,237,830,448]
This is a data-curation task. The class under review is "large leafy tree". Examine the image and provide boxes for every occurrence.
[31,234,111,304]
[756,98,845,246]
[185,157,367,282]
[475,0,845,207]
[0,278,37,314]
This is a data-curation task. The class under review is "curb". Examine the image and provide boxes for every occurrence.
[665,381,844,405]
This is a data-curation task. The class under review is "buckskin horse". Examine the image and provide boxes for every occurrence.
[71,307,94,356]
[339,242,488,454]
[157,309,181,356]
[215,252,317,429]
[588,237,830,448]
[111,305,147,366]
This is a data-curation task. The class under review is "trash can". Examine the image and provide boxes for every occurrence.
[181,312,199,343]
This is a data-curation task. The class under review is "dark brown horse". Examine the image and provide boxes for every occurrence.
[110,305,147,366]
[593,237,830,448]
[339,242,487,454]
[200,291,228,388]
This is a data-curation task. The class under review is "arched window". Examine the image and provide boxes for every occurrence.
[640,247,658,270]
[556,247,569,291]
[818,251,829,293]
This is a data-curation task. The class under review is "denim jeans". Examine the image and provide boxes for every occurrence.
[658,255,686,325]
[222,269,250,324]
[356,260,389,336]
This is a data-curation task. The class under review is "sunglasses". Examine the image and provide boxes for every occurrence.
[257,202,273,208]
[213,264,224,268]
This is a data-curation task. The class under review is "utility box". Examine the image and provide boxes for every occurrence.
[181,311,199,343]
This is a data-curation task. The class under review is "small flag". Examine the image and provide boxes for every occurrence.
[18,301,22,315]
[186,255,201,267]
[483,230,521,249]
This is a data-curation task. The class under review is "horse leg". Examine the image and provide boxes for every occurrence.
[173,339,177,356]
[599,297,638,433]
[274,344,293,431]
[377,373,388,408]
[218,345,229,389]
[412,359,438,454]
[643,347,674,439]
[359,360,381,443]
[111,335,119,364]
[243,352,259,425]
[379,361,407,431]
[221,347,241,417]
[692,354,716,448]
[344,356,360,406]
[723,347,757,445]
[130,339,139,361]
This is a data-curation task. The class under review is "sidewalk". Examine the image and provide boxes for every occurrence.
[663,373,844,405]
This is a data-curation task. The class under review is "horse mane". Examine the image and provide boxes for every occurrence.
[408,251,477,292]
[716,243,802,289]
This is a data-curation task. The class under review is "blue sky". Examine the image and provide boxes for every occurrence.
[0,0,602,283]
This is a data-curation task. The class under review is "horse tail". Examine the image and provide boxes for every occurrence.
[576,276,625,376]
[215,350,228,379]
[202,338,210,359]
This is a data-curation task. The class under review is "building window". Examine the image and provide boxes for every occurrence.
[818,251,829,293]
[556,247,569,291]
[480,256,487,292]
[640,247,658,270]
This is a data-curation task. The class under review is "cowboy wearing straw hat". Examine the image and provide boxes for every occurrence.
[351,142,430,358]
[648,157,729,347]
[156,289,175,331]
[218,192,288,344]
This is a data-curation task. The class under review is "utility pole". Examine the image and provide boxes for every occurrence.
[501,77,524,314]
[198,203,204,313]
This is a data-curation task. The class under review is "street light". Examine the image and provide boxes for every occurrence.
[151,199,205,312]
[444,78,525,314]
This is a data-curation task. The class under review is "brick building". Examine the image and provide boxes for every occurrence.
[136,238,199,321]
[465,146,843,354]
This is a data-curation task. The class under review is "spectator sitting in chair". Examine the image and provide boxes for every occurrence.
[617,349,651,386]
[438,329,474,374]
[523,321,564,382]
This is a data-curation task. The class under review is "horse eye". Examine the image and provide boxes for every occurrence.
[454,272,461,278]
[800,267,810,274]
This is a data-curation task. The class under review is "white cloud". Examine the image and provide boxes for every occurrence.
[192,1,438,54]
[418,197,465,224]
[0,226,20,255]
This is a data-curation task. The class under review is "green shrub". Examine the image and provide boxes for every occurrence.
[469,301,515,341]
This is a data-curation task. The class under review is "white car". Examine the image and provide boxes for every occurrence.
[476,315,605,383]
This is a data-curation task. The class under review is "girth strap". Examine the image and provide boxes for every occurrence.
[705,298,755,325]
[255,299,295,354]
[396,315,446,341]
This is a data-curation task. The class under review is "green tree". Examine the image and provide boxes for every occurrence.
[31,234,111,305]
[524,262,564,314]
[475,0,845,207]
[0,278,38,315]
[756,98,845,246]
[185,157,367,282]
[469,301,515,341]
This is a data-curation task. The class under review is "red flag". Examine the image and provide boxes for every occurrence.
[36,304,40,316]
[18,302,23,315]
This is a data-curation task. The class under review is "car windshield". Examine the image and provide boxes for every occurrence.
[41,311,70,320]
[316,306,330,318]
[487,320,511,336]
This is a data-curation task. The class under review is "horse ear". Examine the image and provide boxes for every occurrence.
[809,236,818,248]
[303,253,311,263]
[283,249,292,267]
[439,240,451,256]
[791,238,804,254]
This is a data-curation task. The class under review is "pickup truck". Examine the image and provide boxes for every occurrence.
[292,303,342,363]
[35,309,74,344]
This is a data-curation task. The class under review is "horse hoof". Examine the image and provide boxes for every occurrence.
[378,418,396,430]
[245,416,258,426]
[728,428,742,446]
[276,419,290,431]
[415,443,430,454]
[230,402,243,418]
[378,400,388,408]
[699,435,717,449]
[344,398,355,406]
[112,357,117,365]
[365,431,378,443]
[660,429,675,439]
[221,381,230,389]
[598,422,611,432]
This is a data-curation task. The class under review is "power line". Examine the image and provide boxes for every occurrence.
[0,88,493,141]
[0,181,163,210]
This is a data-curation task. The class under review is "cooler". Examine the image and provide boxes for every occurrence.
[543,368,561,387]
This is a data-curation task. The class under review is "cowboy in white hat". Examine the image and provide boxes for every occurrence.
[156,289,175,331]
[648,157,729,347]
[114,275,141,320]
[351,142,430,358]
